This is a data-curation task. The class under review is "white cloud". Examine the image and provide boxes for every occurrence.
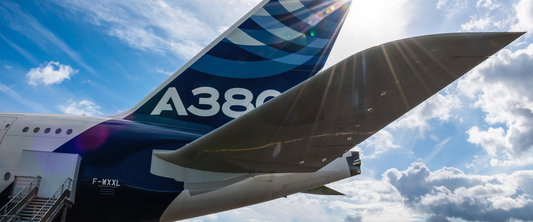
[329,177,420,222]
[27,61,78,86]
[4,65,12,69]
[384,162,533,221]
[466,126,509,157]
[476,0,501,10]
[186,175,420,222]
[52,0,259,60]
[178,162,533,222]
[464,163,475,169]
[58,99,103,116]
[362,130,400,159]
[344,214,363,222]
[390,93,461,137]
[510,0,533,33]
[458,44,533,166]
[460,15,492,31]
[436,0,468,17]
[465,0,533,36]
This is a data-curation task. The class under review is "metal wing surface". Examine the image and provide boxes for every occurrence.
[155,32,524,173]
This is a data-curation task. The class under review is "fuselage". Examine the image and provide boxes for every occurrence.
[0,112,203,221]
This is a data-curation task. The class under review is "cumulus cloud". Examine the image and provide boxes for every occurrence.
[328,177,419,222]
[457,44,533,166]
[389,93,461,137]
[510,0,533,33]
[328,162,533,222]
[426,215,451,222]
[27,61,78,86]
[384,162,533,222]
[460,0,532,35]
[58,99,103,116]
[344,214,363,222]
[185,162,533,222]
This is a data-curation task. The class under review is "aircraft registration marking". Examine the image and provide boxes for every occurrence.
[92,178,121,196]
[92,178,121,187]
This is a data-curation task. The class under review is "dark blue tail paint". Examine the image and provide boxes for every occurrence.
[125,0,353,129]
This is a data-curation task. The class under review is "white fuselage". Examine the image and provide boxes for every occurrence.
[0,112,109,193]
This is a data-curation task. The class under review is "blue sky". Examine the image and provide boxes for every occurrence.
[1,0,533,221]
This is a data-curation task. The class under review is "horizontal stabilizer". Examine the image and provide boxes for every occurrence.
[155,32,524,173]
[301,185,344,196]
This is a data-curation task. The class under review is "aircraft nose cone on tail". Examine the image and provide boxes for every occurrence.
[155,32,524,174]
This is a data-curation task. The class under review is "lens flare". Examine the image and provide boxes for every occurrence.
[272,143,281,158]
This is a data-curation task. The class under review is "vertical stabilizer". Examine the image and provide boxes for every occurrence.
[116,0,353,130]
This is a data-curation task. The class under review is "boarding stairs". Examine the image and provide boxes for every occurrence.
[0,176,73,222]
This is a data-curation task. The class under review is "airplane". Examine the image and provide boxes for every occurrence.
[0,0,523,221]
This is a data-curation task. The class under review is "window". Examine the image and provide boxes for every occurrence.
[55,128,62,134]
[4,172,10,180]
[5,124,10,128]
[44,128,51,134]
[33,127,40,133]
[22,127,29,132]
[66,129,73,135]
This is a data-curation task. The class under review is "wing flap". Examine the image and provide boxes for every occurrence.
[155,32,524,173]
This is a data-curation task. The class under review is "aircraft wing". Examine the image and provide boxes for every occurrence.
[155,32,523,173]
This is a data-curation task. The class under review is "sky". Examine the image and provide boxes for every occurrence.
[1,0,533,221]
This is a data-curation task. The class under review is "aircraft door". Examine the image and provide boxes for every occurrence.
[0,117,17,145]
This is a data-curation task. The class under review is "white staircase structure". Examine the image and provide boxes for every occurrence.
[0,151,81,222]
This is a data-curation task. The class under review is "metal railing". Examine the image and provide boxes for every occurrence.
[0,176,41,222]
[30,178,72,222]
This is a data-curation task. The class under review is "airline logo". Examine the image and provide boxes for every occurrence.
[151,87,280,118]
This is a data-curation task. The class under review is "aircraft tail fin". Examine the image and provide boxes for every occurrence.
[114,0,353,130]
